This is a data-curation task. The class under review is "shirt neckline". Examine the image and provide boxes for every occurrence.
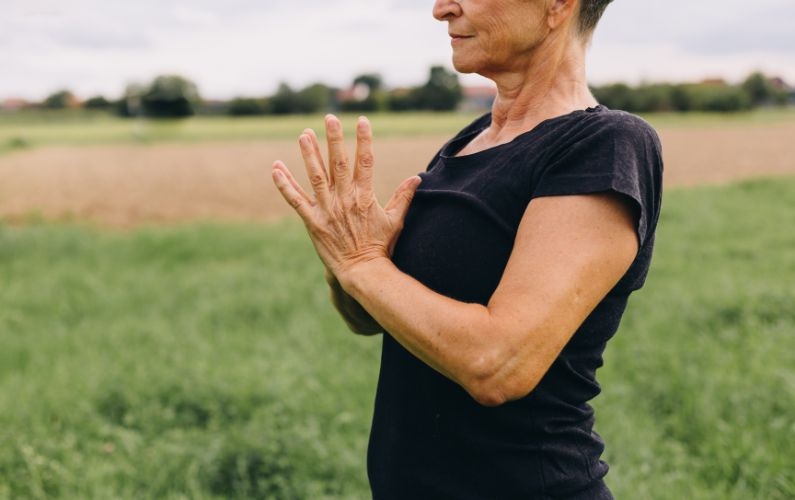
[440,105,606,161]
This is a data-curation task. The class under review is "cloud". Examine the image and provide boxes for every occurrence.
[1,0,794,100]
[682,4,795,54]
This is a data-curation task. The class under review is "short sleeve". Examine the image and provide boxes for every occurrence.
[530,113,664,250]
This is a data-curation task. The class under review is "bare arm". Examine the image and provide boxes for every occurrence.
[324,268,384,335]
[339,192,639,406]
[270,115,637,407]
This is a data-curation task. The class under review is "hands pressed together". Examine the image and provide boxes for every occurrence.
[271,114,422,287]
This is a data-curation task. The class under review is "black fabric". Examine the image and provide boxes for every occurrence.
[367,105,664,499]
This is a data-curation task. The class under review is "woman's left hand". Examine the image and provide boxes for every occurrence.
[271,114,422,285]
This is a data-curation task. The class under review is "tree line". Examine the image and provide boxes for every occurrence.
[30,70,793,118]
[590,72,792,113]
[35,66,464,119]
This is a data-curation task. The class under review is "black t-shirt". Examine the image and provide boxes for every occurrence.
[367,105,664,499]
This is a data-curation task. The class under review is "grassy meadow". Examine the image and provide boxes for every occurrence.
[0,175,793,498]
[2,107,795,155]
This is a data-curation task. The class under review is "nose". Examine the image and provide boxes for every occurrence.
[433,0,462,21]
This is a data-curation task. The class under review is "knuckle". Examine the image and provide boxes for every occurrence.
[309,172,326,187]
[358,153,374,169]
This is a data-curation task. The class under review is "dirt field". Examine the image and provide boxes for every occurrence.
[0,125,793,227]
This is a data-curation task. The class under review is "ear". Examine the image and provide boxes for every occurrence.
[546,0,578,31]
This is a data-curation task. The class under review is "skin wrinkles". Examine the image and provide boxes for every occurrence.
[271,0,639,406]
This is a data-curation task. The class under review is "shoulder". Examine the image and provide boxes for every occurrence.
[538,107,664,175]
[579,108,662,152]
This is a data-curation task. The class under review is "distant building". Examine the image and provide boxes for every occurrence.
[699,78,729,87]
[336,82,370,103]
[459,85,496,112]
[763,76,795,105]
[769,76,791,92]
[1,98,30,111]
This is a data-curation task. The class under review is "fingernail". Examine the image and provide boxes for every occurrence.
[299,135,310,146]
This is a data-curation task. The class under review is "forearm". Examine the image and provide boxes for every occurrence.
[340,257,498,401]
[326,274,384,335]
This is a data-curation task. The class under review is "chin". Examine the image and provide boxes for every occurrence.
[451,55,479,75]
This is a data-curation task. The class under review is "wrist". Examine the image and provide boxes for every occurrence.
[338,256,395,299]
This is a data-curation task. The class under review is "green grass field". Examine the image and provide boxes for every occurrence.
[1,176,794,499]
[2,107,795,155]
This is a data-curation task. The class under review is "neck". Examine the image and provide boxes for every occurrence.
[484,34,597,138]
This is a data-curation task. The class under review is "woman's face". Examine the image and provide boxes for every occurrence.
[432,0,552,76]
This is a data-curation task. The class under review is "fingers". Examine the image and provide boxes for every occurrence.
[272,161,315,222]
[298,133,332,207]
[385,175,423,222]
[302,128,329,184]
[353,116,375,196]
[272,160,315,207]
[325,114,353,196]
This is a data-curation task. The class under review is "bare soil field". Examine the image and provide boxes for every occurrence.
[0,125,793,227]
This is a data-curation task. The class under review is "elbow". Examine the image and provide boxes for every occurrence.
[468,384,509,407]
[464,353,541,407]
[344,320,382,336]
[467,377,540,408]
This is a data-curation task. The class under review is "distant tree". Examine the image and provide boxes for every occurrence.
[632,84,676,112]
[698,85,752,112]
[269,83,300,115]
[338,74,385,112]
[140,75,200,118]
[352,73,383,93]
[295,83,334,113]
[410,66,462,111]
[116,83,147,117]
[590,83,636,111]
[773,90,791,106]
[670,84,694,112]
[43,89,77,109]
[84,95,112,110]
[386,91,417,112]
[681,83,751,112]
[339,89,387,113]
[227,97,270,116]
[741,72,774,106]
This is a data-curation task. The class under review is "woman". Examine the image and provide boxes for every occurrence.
[271,0,663,497]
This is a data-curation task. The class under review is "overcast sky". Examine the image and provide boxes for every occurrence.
[2,0,794,100]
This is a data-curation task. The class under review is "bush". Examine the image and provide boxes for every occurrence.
[685,84,752,112]
[84,96,113,110]
[141,75,200,119]
[412,66,462,111]
[227,97,270,116]
[592,80,754,113]
[43,89,76,109]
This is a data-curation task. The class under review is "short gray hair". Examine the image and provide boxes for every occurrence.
[577,0,614,36]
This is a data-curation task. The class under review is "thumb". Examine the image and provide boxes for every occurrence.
[384,175,422,223]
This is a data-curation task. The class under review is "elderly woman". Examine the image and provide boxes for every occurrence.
[271,0,663,498]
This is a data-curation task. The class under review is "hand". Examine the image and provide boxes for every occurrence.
[271,114,422,284]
